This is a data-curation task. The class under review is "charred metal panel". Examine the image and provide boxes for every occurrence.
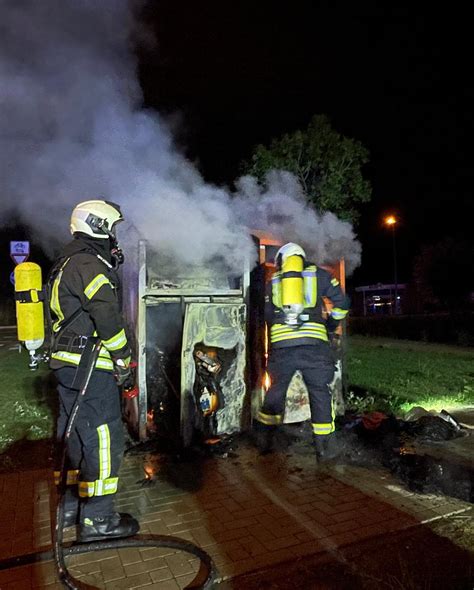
[284,372,311,422]
[283,358,343,423]
[180,303,247,446]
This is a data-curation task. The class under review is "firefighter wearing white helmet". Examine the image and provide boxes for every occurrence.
[48,199,139,542]
[255,241,350,461]
[70,200,125,268]
[274,242,307,261]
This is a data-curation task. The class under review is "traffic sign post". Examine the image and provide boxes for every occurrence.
[10,241,30,265]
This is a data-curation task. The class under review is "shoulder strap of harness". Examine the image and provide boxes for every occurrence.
[46,249,112,351]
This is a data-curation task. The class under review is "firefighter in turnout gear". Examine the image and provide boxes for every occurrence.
[255,242,350,460]
[49,200,139,542]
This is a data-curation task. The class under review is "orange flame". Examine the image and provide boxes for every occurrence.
[262,323,271,391]
[263,370,272,392]
[264,323,269,359]
[147,409,157,433]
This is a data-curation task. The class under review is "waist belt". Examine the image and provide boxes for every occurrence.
[56,333,90,354]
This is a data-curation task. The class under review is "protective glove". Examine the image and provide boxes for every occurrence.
[326,316,340,334]
[122,374,135,391]
[328,332,342,350]
[114,358,131,386]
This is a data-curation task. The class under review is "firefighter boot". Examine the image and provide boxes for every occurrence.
[253,421,276,454]
[78,513,140,543]
[62,488,80,528]
[63,509,79,528]
[314,433,340,463]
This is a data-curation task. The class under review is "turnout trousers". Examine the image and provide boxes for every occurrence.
[55,366,124,519]
[257,343,336,436]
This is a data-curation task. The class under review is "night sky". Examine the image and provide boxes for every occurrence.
[138,1,473,286]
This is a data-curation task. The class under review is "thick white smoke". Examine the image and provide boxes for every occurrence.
[234,172,361,272]
[0,0,361,274]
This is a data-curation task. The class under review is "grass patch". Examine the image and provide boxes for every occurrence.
[347,336,474,415]
[1,334,473,453]
[0,345,56,454]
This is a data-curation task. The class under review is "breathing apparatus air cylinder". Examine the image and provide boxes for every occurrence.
[14,262,45,368]
[280,254,306,327]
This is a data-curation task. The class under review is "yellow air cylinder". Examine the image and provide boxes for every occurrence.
[281,254,304,307]
[14,262,45,352]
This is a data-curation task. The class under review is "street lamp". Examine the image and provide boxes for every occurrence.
[384,215,398,314]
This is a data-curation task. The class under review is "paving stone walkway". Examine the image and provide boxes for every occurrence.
[0,441,471,589]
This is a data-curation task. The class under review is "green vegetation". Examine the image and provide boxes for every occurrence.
[0,345,55,454]
[1,335,473,454]
[347,336,474,415]
[242,114,371,222]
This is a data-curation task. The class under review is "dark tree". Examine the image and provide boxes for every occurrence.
[243,114,372,222]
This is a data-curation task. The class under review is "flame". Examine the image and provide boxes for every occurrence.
[263,370,272,392]
[147,409,157,433]
[262,323,271,391]
[264,323,269,361]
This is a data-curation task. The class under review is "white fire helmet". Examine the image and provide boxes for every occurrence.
[70,200,123,239]
[274,242,306,266]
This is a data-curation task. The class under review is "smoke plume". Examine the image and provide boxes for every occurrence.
[0,0,361,274]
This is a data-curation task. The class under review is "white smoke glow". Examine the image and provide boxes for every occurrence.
[234,172,361,272]
[0,0,361,274]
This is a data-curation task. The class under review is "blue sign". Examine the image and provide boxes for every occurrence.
[10,241,30,265]
[10,271,15,286]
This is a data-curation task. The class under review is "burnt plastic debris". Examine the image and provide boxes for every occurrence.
[194,350,222,375]
[404,407,462,431]
[343,409,472,503]
[439,409,462,431]
[395,453,473,501]
[403,414,461,441]
[194,348,222,418]
[346,410,464,443]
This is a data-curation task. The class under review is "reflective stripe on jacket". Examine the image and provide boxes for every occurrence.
[267,264,349,348]
[49,237,131,371]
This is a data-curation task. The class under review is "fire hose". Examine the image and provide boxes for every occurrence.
[0,338,215,590]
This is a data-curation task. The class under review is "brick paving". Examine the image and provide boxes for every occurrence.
[0,441,471,589]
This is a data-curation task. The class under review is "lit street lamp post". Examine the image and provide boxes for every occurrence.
[384,215,398,314]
